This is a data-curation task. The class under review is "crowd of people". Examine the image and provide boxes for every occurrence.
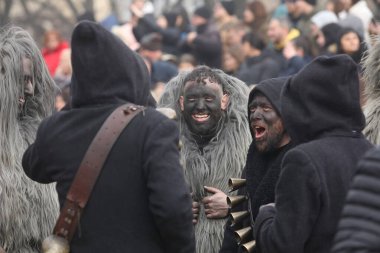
[2,0,380,253]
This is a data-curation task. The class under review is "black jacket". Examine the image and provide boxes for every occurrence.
[237,54,281,86]
[22,21,195,253]
[332,146,380,253]
[179,22,222,68]
[253,55,373,253]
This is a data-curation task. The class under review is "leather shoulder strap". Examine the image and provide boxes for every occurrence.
[53,103,144,241]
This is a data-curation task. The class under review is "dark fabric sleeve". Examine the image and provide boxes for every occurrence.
[260,59,281,81]
[142,117,195,253]
[332,147,380,253]
[253,148,321,253]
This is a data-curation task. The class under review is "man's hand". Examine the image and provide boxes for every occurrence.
[202,186,229,219]
[192,201,200,225]
[186,32,197,44]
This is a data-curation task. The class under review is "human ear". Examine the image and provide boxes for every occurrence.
[180,96,185,111]
[221,94,229,110]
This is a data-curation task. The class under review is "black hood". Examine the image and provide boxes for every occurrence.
[248,77,289,118]
[70,21,153,108]
[281,54,365,144]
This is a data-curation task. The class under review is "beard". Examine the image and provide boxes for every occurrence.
[255,119,286,153]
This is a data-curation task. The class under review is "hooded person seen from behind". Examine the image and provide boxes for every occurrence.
[22,21,195,253]
[253,54,373,253]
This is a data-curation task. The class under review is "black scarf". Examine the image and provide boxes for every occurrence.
[245,141,293,220]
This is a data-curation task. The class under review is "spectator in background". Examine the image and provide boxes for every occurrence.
[178,53,197,72]
[222,44,245,76]
[220,20,247,49]
[213,0,237,30]
[237,32,281,86]
[285,0,319,39]
[337,27,367,66]
[282,35,314,76]
[310,10,339,42]
[266,17,300,71]
[41,30,69,76]
[139,33,178,102]
[130,0,157,42]
[54,48,72,89]
[316,22,342,55]
[180,5,222,68]
[243,1,268,38]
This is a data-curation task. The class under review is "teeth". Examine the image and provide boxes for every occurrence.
[194,114,209,118]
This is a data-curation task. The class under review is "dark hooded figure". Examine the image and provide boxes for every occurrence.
[22,21,195,253]
[220,77,293,253]
[253,54,373,253]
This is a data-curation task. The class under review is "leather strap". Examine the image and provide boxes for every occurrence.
[53,103,144,241]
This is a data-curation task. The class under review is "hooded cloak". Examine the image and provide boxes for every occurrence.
[22,21,194,253]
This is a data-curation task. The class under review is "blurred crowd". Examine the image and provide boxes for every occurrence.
[40,0,380,111]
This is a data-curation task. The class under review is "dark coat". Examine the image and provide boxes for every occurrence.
[220,78,293,253]
[253,55,373,253]
[179,23,222,68]
[331,146,380,253]
[236,54,281,86]
[22,21,195,253]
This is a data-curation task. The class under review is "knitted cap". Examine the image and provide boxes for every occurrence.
[311,10,338,29]
[193,5,212,20]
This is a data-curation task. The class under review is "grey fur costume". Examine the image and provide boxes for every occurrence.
[362,39,380,144]
[159,69,251,253]
[0,26,59,252]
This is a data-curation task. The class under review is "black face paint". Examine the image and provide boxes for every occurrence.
[249,94,285,153]
[182,79,224,140]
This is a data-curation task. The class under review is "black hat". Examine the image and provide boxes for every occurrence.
[220,0,235,16]
[248,76,289,117]
[140,33,163,51]
[194,5,212,20]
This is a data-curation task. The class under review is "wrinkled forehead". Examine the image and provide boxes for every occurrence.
[183,78,223,94]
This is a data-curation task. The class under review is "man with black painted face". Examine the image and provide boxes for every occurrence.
[159,66,251,253]
[253,55,373,253]
[180,74,229,146]
[220,77,293,253]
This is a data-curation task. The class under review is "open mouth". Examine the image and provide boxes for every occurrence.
[254,125,266,140]
[192,113,210,122]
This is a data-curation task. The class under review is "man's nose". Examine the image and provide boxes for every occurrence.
[195,99,206,110]
[24,80,34,96]
[251,109,263,121]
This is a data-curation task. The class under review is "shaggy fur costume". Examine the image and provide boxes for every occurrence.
[0,26,59,252]
[362,40,380,144]
[159,68,251,253]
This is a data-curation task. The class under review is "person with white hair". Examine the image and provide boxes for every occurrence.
[0,25,59,253]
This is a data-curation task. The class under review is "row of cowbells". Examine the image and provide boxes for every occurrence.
[227,178,256,253]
